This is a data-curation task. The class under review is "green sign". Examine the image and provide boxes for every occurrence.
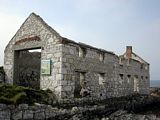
[41,60,51,75]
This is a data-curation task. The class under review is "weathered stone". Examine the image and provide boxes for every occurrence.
[34,111,45,120]
[45,107,58,119]
[0,110,10,120]
[18,104,28,110]
[12,110,22,120]
[71,106,79,114]
[23,110,33,119]
[0,104,7,110]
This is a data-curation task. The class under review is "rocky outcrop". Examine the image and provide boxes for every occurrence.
[102,110,159,120]
[150,87,160,97]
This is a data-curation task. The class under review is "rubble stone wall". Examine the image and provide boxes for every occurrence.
[4,13,63,97]
[0,104,68,120]
[60,43,150,98]
[0,103,106,120]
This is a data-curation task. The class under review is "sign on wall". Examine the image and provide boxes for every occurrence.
[41,60,51,75]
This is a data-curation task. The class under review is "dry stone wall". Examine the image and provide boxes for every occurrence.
[0,103,106,120]
[0,104,66,120]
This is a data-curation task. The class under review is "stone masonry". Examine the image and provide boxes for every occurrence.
[4,13,150,99]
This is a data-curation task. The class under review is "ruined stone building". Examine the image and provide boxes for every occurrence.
[4,13,150,99]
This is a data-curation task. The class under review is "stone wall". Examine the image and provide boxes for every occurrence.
[0,104,65,120]
[4,13,63,97]
[60,43,117,98]
[0,94,158,120]
[115,59,149,96]
[0,103,106,120]
[60,42,150,98]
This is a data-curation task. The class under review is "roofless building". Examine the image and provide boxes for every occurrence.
[4,13,150,99]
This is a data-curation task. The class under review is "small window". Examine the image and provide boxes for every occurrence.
[99,73,105,85]
[127,75,131,83]
[119,58,122,64]
[127,75,131,78]
[135,75,138,78]
[141,64,144,69]
[79,47,86,58]
[99,53,104,62]
[146,76,148,79]
[145,65,148,70]
[141,76,144,80]
[119,74,124,80]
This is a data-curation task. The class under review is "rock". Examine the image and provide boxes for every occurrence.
[45,108,56,119]
[18,104,28,110]
[109,110,127,117]
[34,111,45,120]
[12,110,22,120]
[34,102,41,106]
[23,110,33,119]
[71,115,81,120]
[0,104,7,110]
[101,118,109,120]
[71,107,79,114]
[0,110,11,120]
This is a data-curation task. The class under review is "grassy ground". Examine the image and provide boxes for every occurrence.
[0,83,56,105]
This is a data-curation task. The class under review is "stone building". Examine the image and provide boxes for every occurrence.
[4,13,150,99]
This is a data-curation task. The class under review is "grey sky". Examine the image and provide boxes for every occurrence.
[0,0,160,80]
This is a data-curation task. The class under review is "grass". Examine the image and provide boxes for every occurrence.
[0,83,56,105]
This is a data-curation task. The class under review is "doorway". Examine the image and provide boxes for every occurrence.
[13,48,41,89]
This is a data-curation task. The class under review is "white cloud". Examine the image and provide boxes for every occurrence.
[0,12,24,66]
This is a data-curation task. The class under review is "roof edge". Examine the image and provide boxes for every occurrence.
[62,37,115,55]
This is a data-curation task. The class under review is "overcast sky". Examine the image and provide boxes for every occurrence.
[0,0,160,80]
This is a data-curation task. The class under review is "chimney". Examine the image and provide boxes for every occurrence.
[126,46,132,59]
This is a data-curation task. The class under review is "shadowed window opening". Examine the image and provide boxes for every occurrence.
[79,47,86,58]
[99,53,104,62]
[127,75,131,83]
[119,74,124,80]
[99,73,105,85]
